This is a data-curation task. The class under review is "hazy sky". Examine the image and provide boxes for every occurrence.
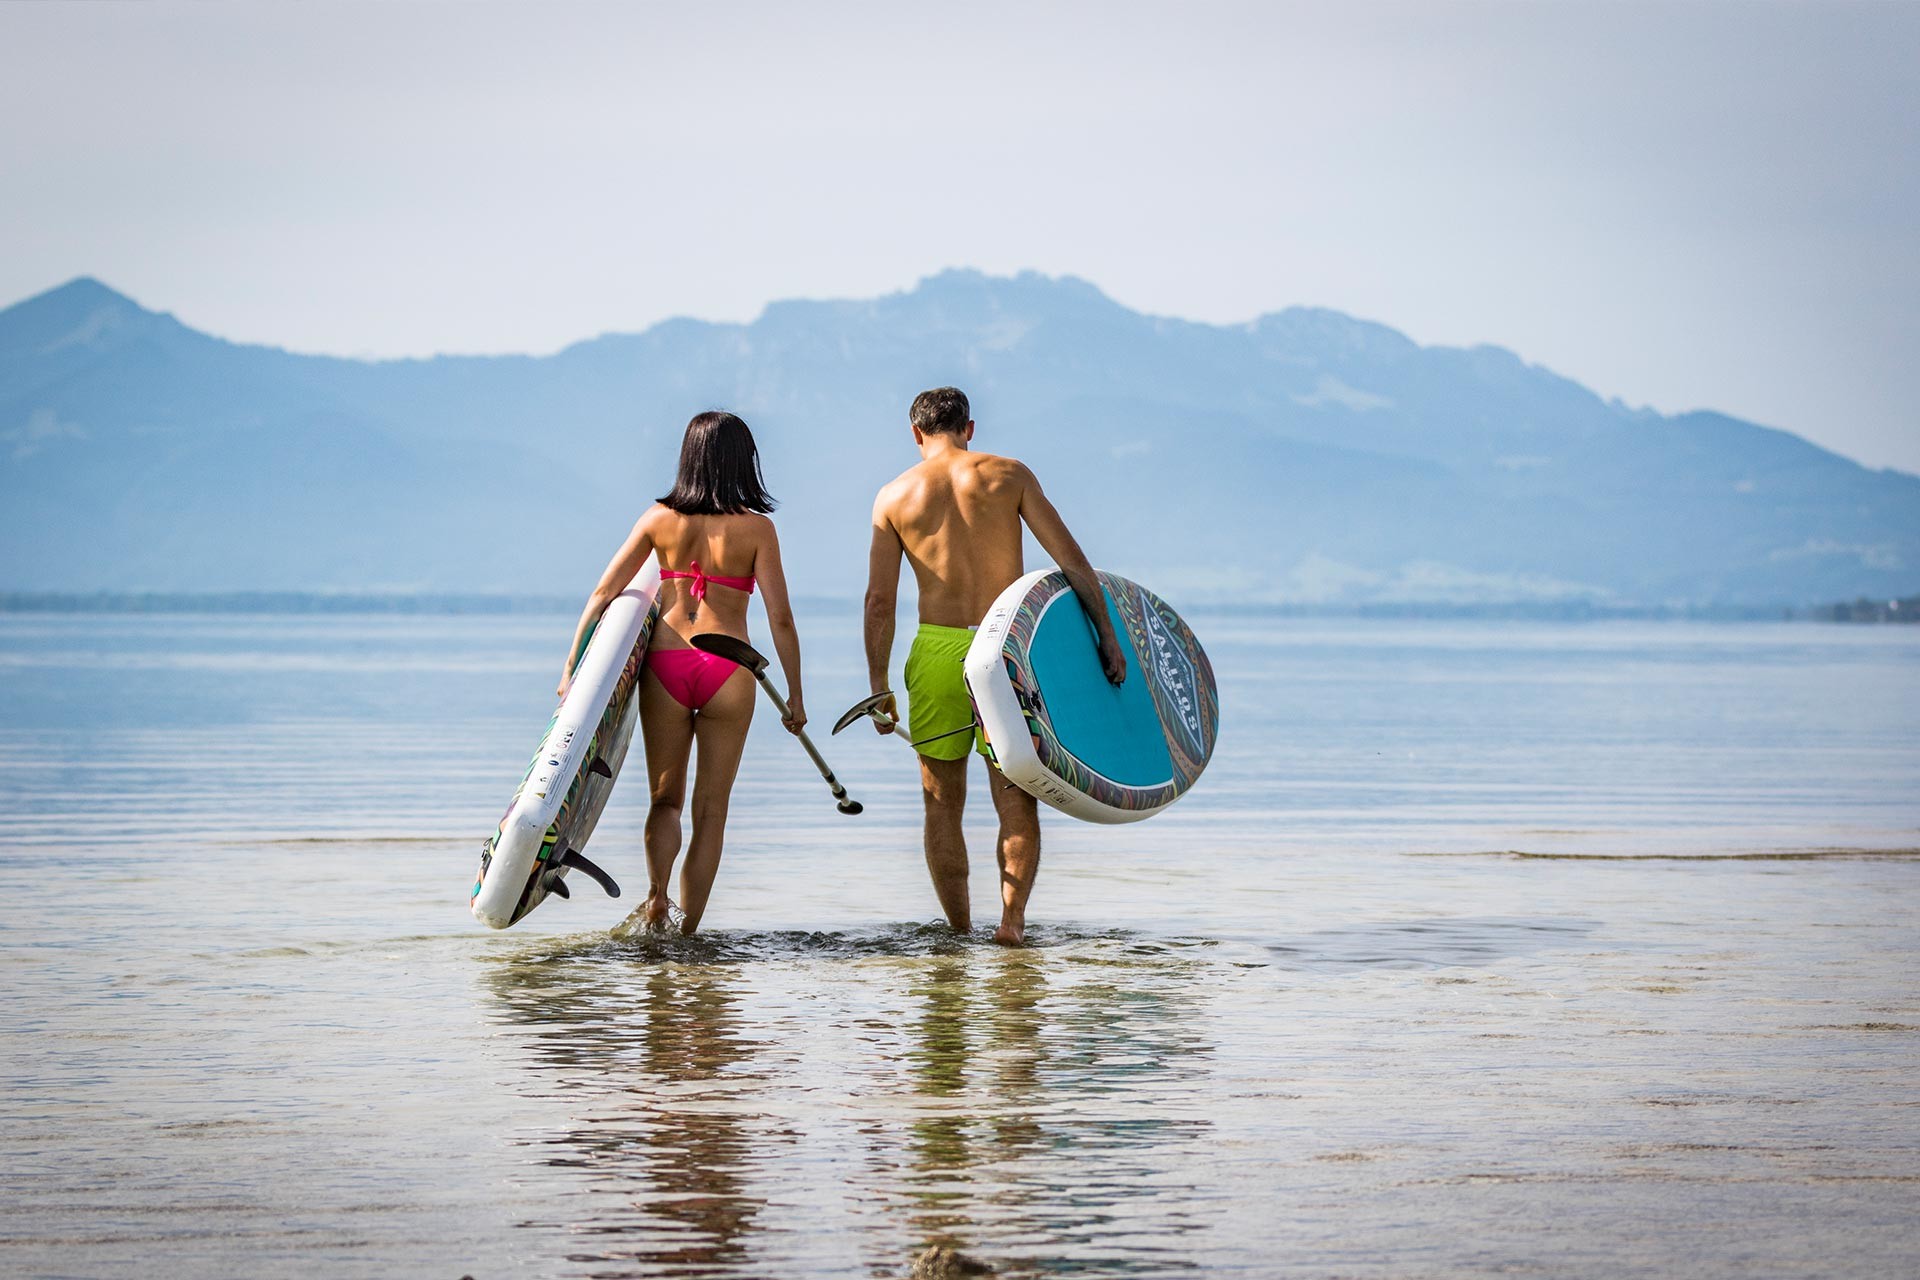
[3,1,1916,471]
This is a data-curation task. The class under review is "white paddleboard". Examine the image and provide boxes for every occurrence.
[471,560,662,928]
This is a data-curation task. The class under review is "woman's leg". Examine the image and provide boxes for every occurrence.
[677,667,756,934]
[639,667,695,926]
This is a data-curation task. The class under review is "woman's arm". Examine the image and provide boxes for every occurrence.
[754,518,806,734]
[557,510,657,698]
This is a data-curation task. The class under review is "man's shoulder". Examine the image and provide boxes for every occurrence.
[871,467,920,521]
[873,466,918,501]
[968,451,1035,486]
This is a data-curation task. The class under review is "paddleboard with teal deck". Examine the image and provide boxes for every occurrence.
[965,568,1218,823]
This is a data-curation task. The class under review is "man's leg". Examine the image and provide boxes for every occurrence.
[918,753,970,931]
[988,766,1040,945]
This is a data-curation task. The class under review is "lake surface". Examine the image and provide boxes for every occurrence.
[2,611,1917,1279]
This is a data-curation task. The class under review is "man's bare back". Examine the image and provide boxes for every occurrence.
[873,449,1034,628]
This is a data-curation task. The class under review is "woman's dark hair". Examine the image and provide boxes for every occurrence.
[657,411,776,515]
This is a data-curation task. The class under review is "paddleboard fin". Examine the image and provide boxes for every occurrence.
[545,875,571,900]
[558,847,621,898]
[588,756,613,778]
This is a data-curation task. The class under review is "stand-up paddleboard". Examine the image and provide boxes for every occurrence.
[966,569,1218,824]
[471,561,663,928]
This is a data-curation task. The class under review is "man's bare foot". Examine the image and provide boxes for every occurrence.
[992,916,1026,946]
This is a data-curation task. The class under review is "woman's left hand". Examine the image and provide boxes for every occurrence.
[783,696,807,735]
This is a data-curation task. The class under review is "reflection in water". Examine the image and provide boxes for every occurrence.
[485,927,1218,1280]
[486,941,775,1278]
[889,942,1215,1277]
[905,957,974,1238]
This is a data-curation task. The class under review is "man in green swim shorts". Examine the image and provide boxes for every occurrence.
[864,387,1125,945]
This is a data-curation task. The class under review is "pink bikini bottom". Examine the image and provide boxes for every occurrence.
[645,648,742,711]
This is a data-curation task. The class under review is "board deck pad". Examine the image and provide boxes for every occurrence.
[1025,590,1174,787]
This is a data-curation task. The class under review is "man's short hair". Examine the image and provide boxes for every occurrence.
[910,387,970,436]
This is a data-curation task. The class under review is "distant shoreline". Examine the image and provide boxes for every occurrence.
[4,590,1911,622]
[0,591,580,616]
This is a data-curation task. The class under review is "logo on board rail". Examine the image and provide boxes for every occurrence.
[1137,591,1203,749]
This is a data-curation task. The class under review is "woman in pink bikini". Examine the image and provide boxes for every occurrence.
[558,411,806,935]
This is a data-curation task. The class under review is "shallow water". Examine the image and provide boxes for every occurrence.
[2,612,1917,1278]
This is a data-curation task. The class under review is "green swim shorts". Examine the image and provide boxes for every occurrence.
[904,623,988,761]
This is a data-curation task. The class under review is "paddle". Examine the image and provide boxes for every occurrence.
[831,691,897,736]
[830,691,979,751]
[688,633,863,815]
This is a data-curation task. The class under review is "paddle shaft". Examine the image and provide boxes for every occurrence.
[746,669,857,808]
[886,717,977,752]
[854,700,977,752]
[831,689,980,754]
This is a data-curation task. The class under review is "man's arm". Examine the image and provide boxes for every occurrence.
[863,496,905,732]
[1017,466,1126,686]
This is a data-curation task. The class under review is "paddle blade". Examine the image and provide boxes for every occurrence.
[832,692,897,735]
[689,632,768,673]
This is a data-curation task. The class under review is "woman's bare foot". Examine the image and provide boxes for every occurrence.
[610,894,682,941]
[641,891,674,931]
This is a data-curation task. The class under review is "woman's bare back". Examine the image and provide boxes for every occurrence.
[643,506,771,649]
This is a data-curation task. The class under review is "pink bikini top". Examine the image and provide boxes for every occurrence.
[661,560,755,604]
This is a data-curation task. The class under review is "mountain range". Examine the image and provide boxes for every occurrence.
[2,271,1915,605]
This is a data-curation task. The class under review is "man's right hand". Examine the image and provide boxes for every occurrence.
[870,691,899,734]
[1098,634,1128,686]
